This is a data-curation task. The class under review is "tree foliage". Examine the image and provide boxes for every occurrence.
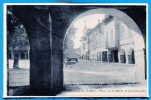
[7,7,29,69]
[7,7,29,52]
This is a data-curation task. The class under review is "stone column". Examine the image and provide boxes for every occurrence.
[107,51,109,63]
[25,51,27,59]
[13,7,62,95]
[100,52,102,63]
[49,7,67,95]
[26,9,53,95]
[118,52,121,63]
[125,51,129,64]
[50,36,63,94]
[11,50,13,59]
[27,49,29,59]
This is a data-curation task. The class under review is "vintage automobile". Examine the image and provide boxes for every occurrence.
[66,57,78,64]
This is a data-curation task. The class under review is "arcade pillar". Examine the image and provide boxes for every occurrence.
[13,7,64,95]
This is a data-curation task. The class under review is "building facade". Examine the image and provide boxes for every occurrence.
[80,15,137,64]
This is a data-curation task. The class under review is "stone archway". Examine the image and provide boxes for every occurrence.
[8,5,146,96]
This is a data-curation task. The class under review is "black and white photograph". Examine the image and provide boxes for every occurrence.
[4,3,148,97]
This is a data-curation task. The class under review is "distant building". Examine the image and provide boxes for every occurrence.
[80,15,137,64]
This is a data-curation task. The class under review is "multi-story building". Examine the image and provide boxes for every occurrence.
[81,15,138,64]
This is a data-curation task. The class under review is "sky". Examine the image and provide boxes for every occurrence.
[71,14,106,49]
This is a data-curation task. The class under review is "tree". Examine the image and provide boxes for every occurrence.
[7,8,29,69]
[12,25,29,68]
[63,27,76,58]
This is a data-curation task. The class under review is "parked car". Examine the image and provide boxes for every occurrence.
[66,57,78,64]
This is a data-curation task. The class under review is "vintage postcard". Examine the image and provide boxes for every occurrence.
[3,3,148,97]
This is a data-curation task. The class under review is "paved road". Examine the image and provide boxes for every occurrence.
[64,61,136,84]
[8,61,147,97]
[9,68,29,87]
[8,60,136,87]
